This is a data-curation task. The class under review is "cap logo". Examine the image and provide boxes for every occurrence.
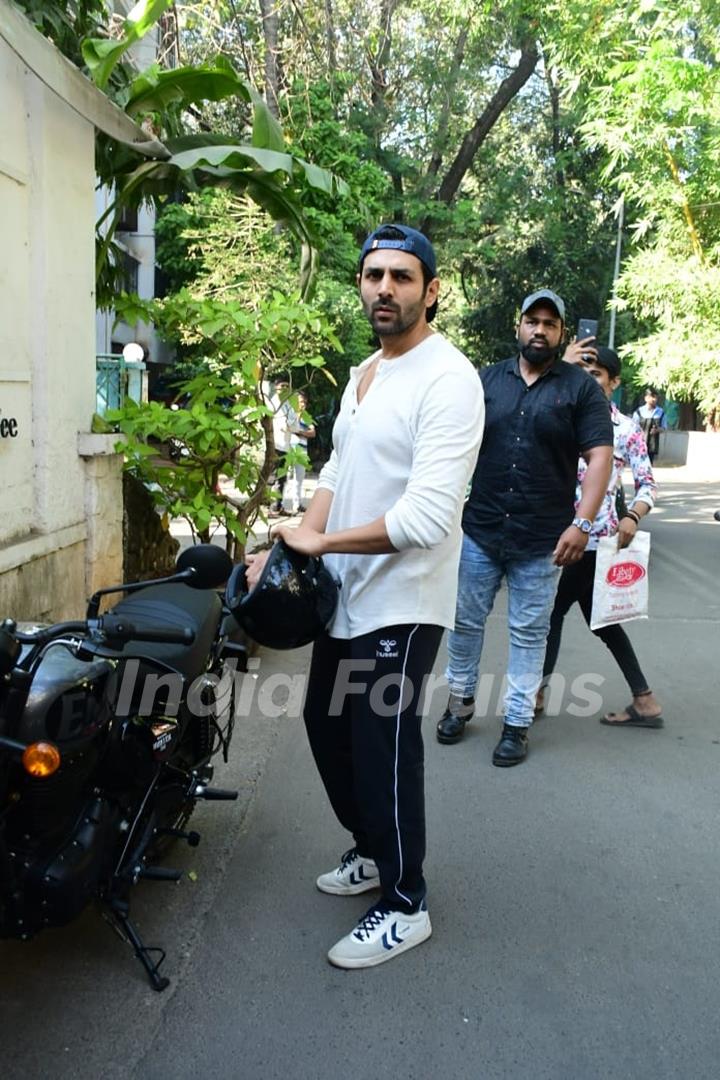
[371,239,413,253]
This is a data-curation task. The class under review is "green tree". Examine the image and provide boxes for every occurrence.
[576,3,720,420]
[109,289,341,559]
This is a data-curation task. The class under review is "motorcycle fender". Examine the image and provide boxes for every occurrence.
[25,796,117,928]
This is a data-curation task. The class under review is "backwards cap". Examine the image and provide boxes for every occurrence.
[359,224,437,278]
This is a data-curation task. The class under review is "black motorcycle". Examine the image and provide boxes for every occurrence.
[0,544,246,991]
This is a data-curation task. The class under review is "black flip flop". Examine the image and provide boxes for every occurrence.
[601,704,664,728]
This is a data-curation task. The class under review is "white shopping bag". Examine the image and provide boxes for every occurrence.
[590,531,651,631]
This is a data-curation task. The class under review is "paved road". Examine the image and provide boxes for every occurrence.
[2,472,720,1079]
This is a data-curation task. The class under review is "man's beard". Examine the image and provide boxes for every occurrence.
[365,297,426,336]
[520,341,561,366]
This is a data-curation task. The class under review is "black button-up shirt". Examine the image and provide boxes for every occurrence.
[463,356,613,559]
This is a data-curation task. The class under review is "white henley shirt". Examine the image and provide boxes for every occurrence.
[317,333,485,638]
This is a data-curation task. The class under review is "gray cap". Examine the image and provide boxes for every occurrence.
[521,289,566,322]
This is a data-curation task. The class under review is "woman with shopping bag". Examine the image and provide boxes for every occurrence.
[537,346,664,728]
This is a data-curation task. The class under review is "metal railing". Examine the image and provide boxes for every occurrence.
[96,354,146,416]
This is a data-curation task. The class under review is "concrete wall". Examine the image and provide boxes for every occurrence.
[657,431,720,475]
[0,36,124,621]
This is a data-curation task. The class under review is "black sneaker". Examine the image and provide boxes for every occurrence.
[436,695,475,744]
[492,723,529,767]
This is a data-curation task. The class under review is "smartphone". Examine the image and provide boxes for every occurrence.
[577,318,598,342]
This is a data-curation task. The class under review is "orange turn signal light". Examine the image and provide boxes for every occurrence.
[22,741,61,778]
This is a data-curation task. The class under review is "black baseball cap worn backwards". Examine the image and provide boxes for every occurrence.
[359,224,437,278]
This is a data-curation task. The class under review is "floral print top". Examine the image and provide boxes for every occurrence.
[578,402,657,550]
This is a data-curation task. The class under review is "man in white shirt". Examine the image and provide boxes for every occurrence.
[268,378,296,516]
[247,224,484,969]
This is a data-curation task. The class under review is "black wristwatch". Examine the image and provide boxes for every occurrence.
[571,516,593,534]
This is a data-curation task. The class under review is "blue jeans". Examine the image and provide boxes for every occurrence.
[446,534,561,728]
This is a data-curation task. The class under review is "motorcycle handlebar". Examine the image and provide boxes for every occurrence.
[11,619,195,648]
[13,621,89,644]
[98,616,195,646]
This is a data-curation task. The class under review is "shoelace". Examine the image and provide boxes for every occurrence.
[339,847,359,871]
[353,903,393,941]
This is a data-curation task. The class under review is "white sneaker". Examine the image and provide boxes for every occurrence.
[316,848,380,896]
[327,900,431,969]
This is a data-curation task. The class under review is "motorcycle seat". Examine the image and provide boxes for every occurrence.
[108,584,223,681]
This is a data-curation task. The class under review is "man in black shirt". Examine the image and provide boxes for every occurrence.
[436,289,613,765]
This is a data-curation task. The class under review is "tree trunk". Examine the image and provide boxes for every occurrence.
[422,43,539,234]
[228,412,279,562]
[367,0,399,139]
[259,0,281,118]
[546,64,565,188]
[423,24,469,189]
[324,0,337,77]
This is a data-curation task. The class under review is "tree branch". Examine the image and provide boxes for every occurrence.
[545,63,564,188]
[422,42,539,232]
[664,141,704,262]
[324,0,337,77]
[424,23,469,186]
[367,0,399,126]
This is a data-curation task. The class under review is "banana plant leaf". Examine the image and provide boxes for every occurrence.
[125,59,285,154]
[82,0,174,89]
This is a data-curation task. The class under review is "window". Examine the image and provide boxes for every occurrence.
[117,206,138,232]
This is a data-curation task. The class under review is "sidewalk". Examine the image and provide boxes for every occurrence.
[138,470,720,1080]
[170,473,321,554]
[3,472,719,1080]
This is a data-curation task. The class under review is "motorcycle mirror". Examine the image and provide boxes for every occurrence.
[0,625,21,677]
[176,544,233,589]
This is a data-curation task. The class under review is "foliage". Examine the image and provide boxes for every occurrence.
[19,0,720,423]
[159,190,297,303]
[453,91,620,363]
[94,71,350,302]
[153,196,208,294]
[108,289,341,558]
[575,1,720,418]
[14,0,110,71]
[616,251,720,420]
[81,0,175,89]
[19,1,351,301]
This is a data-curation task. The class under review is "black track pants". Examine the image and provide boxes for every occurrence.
[303,623,443,913]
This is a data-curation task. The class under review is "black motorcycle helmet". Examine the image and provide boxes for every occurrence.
[227,540,339,649]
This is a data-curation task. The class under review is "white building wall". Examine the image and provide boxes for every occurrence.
[95,197,164,364]
[95,7,169,368]
[0,33,123,620]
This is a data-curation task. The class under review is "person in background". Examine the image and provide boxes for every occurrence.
[436,289,614,766]
[539,347,663,727]
[268,377,296,518]
[633,389,667,464]
[283,390,316,515]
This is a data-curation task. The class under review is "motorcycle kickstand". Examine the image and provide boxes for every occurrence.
[107,898,170,992]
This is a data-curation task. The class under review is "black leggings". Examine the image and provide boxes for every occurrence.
[542,549,650,697]
[303,623,443,913]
